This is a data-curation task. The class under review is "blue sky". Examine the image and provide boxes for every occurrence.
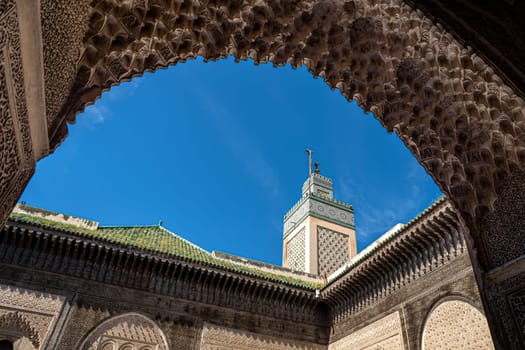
[21,57,442,265]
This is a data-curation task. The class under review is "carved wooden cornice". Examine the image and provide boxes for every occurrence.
[321,200,465,323]
[1,198,469,334]
[0,222,326,331]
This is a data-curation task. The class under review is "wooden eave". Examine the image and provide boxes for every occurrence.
[1,222,326,326]
[321,201,462,306]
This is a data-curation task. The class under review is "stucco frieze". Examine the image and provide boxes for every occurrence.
[200,323,325,350]
[0,0,34,226]
[0,284,65,348]
[328,311,404,350]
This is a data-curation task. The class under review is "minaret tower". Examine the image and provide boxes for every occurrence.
[282,150,357,276]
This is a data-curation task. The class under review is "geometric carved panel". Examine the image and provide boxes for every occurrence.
[317,226,349,276]
[508,288,525,345]
[199,323,324,350]
[0,50,21,204]
[286,228,306,272]
[0,285,64,314]
[422,300,494,350]
[0,284,65,349]
[329,311,404,350]
[0,0,34,227]
[79,313,169,350]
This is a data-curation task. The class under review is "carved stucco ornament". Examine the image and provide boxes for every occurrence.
[422,300,494,350]
[0,312,40,349]
[0,0,35,227]
[79,313,169,350]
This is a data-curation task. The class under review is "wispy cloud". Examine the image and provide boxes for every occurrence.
[174,61,284,199]
[340,177,414,241]
[79,78,143,128]
[81,103,110,126]
[197,93,283,199]
[338,161,440,246]
[106,78,143,101]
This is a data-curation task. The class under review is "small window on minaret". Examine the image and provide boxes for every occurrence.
[317,189,329,198]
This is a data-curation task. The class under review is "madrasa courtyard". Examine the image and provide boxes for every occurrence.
[0,0,524,349]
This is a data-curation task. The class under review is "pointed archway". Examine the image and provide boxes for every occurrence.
[78,313,169,350]
[0,0,524,348]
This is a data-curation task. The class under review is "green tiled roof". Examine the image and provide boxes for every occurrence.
[7,211,321,289]
[9,212,213,262]
[98,226,213,262]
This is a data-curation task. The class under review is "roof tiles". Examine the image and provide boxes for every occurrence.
[7,211,321,289]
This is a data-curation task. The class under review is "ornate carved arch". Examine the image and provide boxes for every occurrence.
[421,297,494,350]
[1,0,525,348]
[48,0,525,271]
[0,312,40,349]
[78,312,169,350]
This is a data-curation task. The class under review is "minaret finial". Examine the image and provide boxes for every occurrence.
[306,148,313,176]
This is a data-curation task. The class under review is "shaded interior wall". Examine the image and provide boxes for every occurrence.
[0,0,35,227]
[54,298,326,350]
[59,307,197,350]
[0,261,327,349]
[404,0,525,97]
[0,248,494,350]
[328,254,492,350]
[198,324,325,350]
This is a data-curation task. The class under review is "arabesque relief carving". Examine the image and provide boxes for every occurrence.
[0,312,40,348]
[40,0,92,135]
[0,0,524,348]
[0,0,34,227]
[0,284,65,349]
[79,313,169,350]
[328,311,404,350]
[422,300,494,350]
[199,323,325,350]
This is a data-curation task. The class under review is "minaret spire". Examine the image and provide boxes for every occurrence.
[283,155,357,276]
[306,148,313,176]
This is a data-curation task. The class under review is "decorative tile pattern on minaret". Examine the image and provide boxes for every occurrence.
[282,159,357,276]
[317,226,350,276]
[286,228,306,272]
